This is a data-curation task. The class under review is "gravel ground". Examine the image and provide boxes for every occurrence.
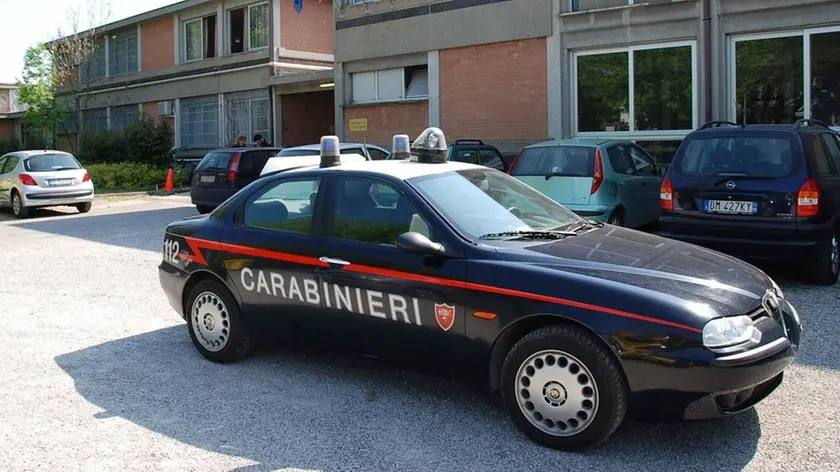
[0,197,838,472]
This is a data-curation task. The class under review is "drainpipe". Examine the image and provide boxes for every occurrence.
[702,0,712,122]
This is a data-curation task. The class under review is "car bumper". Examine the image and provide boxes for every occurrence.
[190,187,236,208]
[159,261,189,320]
[655,215,829,260]
[22,185,95,208]
[626,300,803,421]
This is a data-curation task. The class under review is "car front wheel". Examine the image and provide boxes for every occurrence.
[809,233,840,285]
[185,279,253,363]
[500,325,628,451]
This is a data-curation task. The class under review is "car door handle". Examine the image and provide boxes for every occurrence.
[319,256,351,266]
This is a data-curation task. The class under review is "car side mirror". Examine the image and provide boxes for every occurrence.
[396,231,445,256]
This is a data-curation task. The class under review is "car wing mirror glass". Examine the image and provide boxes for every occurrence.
[396,231,445,256]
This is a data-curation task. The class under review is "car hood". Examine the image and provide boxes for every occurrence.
[490,225,773,317]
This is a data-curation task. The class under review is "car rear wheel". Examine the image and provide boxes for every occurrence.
[76,202,92,213]
[185,280,253,363]
[501,325,628,451]
[809,233,840,286]
[11,191,28,219]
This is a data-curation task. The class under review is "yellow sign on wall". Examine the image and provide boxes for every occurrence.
[349,118,368,132]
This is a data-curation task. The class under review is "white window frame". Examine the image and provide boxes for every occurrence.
[246,1,269,51]
[571,40,698,140]
[351,66,429,104]
[728,25,840,132]
[183,17,205,63]
[568,0,635,13]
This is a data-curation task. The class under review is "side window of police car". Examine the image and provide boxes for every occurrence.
[332,176,433,245]
[243,177,322,234]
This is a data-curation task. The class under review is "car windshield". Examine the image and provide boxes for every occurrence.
[408,168,585,240]
[196,152,233,172]
[24,154,81,172]
[677,135,798,178]
[511,146,595,177]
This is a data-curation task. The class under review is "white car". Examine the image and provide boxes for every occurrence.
[0,150,95,218]
[260,152,368,176]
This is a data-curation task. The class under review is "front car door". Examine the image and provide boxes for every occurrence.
[220,173,328,340]
[316,173,469,375]
[0,156,9,204]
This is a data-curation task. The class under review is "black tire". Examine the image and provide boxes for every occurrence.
[500,325,629,451]
[196,205,213,214]
[607,208,624,227]
[808,232,840,286]
[77,202,92,213]
[185,279,253,363]
[11,191,28,219]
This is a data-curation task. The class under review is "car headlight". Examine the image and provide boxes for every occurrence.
[702,315,758,349]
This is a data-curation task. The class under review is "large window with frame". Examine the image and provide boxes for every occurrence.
[351,65,429,104]
[574,41,696,136]
[731,28,840,129]
[108,27,139,77]
[225,89,270,145]
[228,2,269,54]
[179,96,220,148]
[80,37,107,82]
[83,108,108,133]
[184,15,217,62]
[110,104,139,132]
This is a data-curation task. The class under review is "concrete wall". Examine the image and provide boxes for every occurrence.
[334,0,553,62]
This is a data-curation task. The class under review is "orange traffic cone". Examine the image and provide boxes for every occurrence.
[163,168,175,192]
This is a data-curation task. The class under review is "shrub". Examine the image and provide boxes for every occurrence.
[77,115,174,168]
[85,162,187,192]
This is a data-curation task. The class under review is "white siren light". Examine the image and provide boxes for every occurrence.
[320,135,341,168]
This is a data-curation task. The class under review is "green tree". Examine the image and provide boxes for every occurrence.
[15,43,67,148]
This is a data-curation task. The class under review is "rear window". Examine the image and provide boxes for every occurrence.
[676,135,799,178]
[511,146,595,177]
[24,154,81,172]
[196,152,234,172]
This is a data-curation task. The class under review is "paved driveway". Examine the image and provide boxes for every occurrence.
[0,197,838,472]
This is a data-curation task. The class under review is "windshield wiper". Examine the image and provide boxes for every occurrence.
[558,219,602,233]
[479,229,577,240]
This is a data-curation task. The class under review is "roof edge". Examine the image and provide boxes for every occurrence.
[47,0,213,46]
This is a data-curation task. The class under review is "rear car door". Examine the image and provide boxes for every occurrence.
[627,144,663,225]
[235,150,273,188]
[605,144,648,226]
[316,174,469,375]
[221,174,327,338]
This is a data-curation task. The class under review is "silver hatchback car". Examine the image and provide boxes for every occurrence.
[0,150,95,218]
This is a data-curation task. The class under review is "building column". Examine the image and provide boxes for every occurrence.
[273,89,283,147]
[334,62,346,140]
[547,0,563,140]
[428,50,441,128]
[174,98,181,148]
[710,0,725,121]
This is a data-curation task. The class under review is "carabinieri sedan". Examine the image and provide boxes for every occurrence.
[158,128,803,451]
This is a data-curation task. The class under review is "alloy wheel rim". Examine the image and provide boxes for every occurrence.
[12,194,21,215]
[514,350,599,437]
[191,291,230,352]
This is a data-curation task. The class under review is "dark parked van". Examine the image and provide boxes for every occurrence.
[656,119,840,284]
[190,147,281,214]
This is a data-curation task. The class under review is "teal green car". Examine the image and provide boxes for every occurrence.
[507,139,664,227]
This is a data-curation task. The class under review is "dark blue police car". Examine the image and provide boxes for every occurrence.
[159,128,803,451]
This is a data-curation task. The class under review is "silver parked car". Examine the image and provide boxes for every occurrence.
[0,150,95,218]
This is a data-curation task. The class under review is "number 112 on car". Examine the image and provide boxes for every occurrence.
[163,238,181,264]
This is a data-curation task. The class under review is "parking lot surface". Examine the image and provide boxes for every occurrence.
[0,197,838,472]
